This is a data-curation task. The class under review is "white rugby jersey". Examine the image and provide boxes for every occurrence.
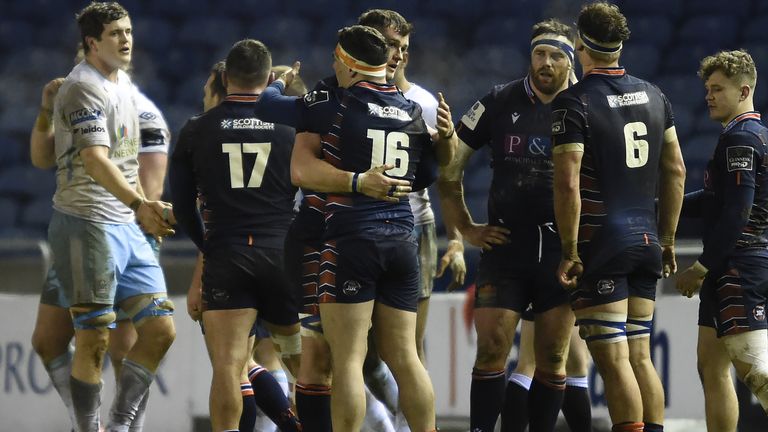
[52,61,140,224]
[404,82,437,226]
[134,86,170,154]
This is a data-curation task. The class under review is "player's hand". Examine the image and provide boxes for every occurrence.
[436,239,466,291]
[358,165,412,202]
[187,277,203,322]
[436,92,454,139]
[676,265,705,298]
[136,200,175,238]
[276,61,301,89]
[661,244,677,278]
[462,223,510,250]
[41,78,65,111]
[557,258,583,290]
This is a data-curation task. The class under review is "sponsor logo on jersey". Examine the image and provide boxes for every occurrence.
[597,279,615,295]
[461,101,485,131]
[367,103,412,121]
[304,90,330,107]
[726,146,754,172]
[69,108,103,126]
[551,109,567,135]
[754,304,766,321]
[220,118,275,130]
[504,134,526,157]
[527,136,551,157]
[76,125,106,134]
[606,91,649,108]
[139,111,157,121]
[343,279,361,296]
[511,112,521,124]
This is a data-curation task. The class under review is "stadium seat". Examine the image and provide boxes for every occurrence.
[671,106,695,141]
[678,15,738,47]
[0,198,19,229]
[661,43,715,77]
[681,134,716,191]
[0,137,23,168]
[145,0,208,19]
[21,197,53,232]
[627,16,673,47]
[0,166,56,200]
[618,0,682,18]
[0,106,40,135]
[693,112,724,137]
[247,17,313,53]
[213,0,282,20]
[686,0,751,19]
[132,18,176,55]
[486,0,543,19]
[473,17,534,50]
[654,75,705,111]
[178,17,244,49]
[621,43,661,80]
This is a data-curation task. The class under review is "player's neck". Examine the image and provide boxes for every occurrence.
[723,103,756,127]
[226,84,265,96]
[394,74,411,92]
[349,76,387,87]
[85,56,119,83]
[581,60,620,76]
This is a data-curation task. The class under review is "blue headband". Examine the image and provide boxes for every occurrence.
[578,30,622,54]
[531,39,575,64]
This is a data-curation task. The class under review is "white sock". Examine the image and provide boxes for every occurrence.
[363,386,395,432]
[508,372,532,390]
[45,350,78,429]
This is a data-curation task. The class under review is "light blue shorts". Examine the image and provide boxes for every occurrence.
[48,210,166,307]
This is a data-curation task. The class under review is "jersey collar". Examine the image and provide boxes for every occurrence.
[224,93,261,102]
[584,67,626,77]
[523,75,537,104]
[353,80,399,93]
[723,111,762,133]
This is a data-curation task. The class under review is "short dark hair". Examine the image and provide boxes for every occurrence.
[210,60,227,99]
[577,1,629,61]
[76,2,129,54]
[357,9,413,36]
[531,18,572,41]
[337,26,389,69]
[225,39,272,88]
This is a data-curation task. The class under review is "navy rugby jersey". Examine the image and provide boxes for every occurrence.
[457,77,556,229]
[296,80,433,239]
[551,67,674,265]
[170,94,296,250]
[698,112,768,269]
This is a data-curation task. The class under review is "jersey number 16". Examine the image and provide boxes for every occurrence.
[222,143,272,188]
[367,129,410,177]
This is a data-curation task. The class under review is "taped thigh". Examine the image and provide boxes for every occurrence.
[577,312,627,344]
[626,313,653,340]
[120,294,175,327]
[722,329,768,410]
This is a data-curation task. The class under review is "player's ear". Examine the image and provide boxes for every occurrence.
[221,70,229,91]
[740,85,751,101]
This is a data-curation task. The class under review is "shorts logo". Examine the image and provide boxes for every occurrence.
[343,280,361,296]
[754,304,766,321]
[139,111,157,121]
[69,108,103,126]
[597,279,615,295]
[211,287,230,303]
[461,101,485,131]
[551,109,567,135]
[606,91,649,108]
[726,146,754,172]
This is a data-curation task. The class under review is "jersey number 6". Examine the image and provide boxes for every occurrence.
[367,129,410,177]
[222,142,272,188]
[624,121,649,168]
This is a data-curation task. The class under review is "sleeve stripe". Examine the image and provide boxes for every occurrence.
[553,143,585,154]
[664,126,678,143]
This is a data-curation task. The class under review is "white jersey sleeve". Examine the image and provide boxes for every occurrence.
[133,86,170,154]
[404,82,438,225]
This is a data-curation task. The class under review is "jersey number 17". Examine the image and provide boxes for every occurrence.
[222,143,272,188]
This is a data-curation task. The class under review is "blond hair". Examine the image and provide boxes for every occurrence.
[699,49,757,88]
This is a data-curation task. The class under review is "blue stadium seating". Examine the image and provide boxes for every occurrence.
[672,106,695,141]
[628,16,674,47]
[0,198,19,228]
[621,43,661,79]
[618,0,683,18]
[21,197,53,232]
[687,0,752,19]
[0,166,56,200]
[0,137,22,168]
[655,74,705,111]
[678,16,739,47]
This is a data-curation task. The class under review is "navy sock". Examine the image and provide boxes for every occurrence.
[500,373,531,432]
[248,366,301,431]
[562,377,592,432]
[528,369,566,432]
[644,422,663,432]
[239,382,257,432]
[295,382,332,432]
[470,368,507,432]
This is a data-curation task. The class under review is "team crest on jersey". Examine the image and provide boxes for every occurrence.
[461,101,485,131]
[606,91,649,108]
[220,118,274,130]
[139,111,157,121]
[727,146,754,172]
[68,108,103,126]
[343,280,361,296]
[754,304,766,321]
[597,279,615,295]
[367,103,412,121]
[303,90,330,107]
[551,109,567,135]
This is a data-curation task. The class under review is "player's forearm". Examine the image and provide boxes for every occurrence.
[657,161,685,245]
[30,108,57,169]
[436,176,473,235]
[434,133,457,167]
[292,157,353,193]
[81,149,142,207]
[138,152,168,200]
[257,81,300,127]
[554,185,581,260]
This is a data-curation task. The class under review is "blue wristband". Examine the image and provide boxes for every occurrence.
[352,172,360,193]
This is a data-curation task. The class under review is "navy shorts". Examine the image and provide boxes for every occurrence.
[571,244,661,310]
[698,255,768,337]
[319,226,419,312]
[474,224,569,314]
[202,244,298,326]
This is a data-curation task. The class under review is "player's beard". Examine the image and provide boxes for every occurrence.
[529,64,568,95]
